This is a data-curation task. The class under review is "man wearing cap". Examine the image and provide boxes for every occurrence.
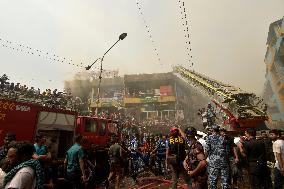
[204,124,230,189]
[181,127,208,189]
[166,126,191,189]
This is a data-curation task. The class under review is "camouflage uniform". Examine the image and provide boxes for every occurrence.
[185,140,208,189]
[205,133,230,189]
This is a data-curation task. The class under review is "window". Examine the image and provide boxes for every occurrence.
[85,119,98,132]
[99,122,107,136]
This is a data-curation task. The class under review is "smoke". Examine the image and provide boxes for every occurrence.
[0,0,283,94]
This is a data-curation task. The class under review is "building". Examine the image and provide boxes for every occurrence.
[263,16,284,128]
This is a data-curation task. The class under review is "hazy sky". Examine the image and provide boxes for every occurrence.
[0,0,283,95]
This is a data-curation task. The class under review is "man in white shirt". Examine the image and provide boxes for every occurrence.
[5,166,36,189]
[3,141,44,189]
[269,129,284,189]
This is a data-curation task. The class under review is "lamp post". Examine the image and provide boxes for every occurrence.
[86,33,127,115]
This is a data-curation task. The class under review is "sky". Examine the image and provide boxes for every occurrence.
[0,0,283,95]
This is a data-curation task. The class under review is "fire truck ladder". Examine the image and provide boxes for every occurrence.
[173,65,267,120]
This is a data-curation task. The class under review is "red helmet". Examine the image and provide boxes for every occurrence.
[170,127,179,134]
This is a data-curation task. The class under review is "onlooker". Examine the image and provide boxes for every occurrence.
[3,141,44,189]
[64,135,87,189]
[0,133,16,162]
[33,134,54,187]
[261,130,275,163]
[239,128,272,189]
[269,129,284,189]
[106,135,125,189]
[33,135,50,161]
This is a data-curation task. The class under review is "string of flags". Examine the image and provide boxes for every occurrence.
[0,36,84,68]
[177,0,194,67]
[135,0,163,66]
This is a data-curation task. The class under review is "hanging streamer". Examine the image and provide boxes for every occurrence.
[135,0,162,66]
[177,0,194,67]
[0,36,84,68]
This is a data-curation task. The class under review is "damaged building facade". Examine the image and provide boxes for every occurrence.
[65,71,208,129]
[263,16,284,128]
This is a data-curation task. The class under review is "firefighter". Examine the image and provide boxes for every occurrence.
[182,127,208,189]
[166,126,191,189]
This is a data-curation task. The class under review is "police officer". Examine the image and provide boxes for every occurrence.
[204,124,230,189]
[129,133,140,182]
[166,127,191,189]
[182,127,208,189]
[151,134,168,175]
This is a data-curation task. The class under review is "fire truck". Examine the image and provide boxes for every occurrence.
[0,98,120,159]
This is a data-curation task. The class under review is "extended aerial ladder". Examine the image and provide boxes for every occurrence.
[173,65,268,131]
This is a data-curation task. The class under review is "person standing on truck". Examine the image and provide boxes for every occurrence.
[64,135,87,189]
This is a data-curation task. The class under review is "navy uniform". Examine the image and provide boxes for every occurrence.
[129,135,140,180]
[167,127,191,189]
[205,125,230,189]
[155,137,167,174]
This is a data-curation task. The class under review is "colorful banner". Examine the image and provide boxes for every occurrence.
[124,96,176,104]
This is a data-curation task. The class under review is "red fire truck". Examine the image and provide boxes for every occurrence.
[0,98,120,158]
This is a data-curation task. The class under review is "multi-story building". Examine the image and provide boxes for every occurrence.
[263,16,284,128]
[65,70,208,130]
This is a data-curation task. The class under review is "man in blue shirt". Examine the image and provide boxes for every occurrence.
[33,135,49,160]
[64,135,87,189]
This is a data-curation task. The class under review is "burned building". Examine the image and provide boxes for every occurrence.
[263,16,284,128]
[124,72,177,121]
[65,70,208,130]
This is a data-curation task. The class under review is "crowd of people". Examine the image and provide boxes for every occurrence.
[0,122,284,189]
[0,74,82,111]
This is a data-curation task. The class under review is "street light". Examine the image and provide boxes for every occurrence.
[85,33,127,115]
[85,33,127,70]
